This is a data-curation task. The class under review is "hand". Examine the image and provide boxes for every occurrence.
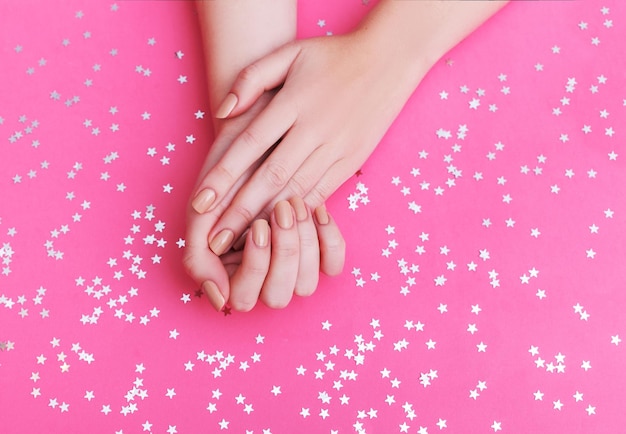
[222,199,344,311]
[190,31,422,256]
[183,91,275,308]
[186,198,345,312]
[185,90,345,311]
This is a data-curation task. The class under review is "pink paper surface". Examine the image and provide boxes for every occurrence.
[1,1,625,433]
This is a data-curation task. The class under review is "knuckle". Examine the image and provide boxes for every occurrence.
[299,232,318,249]
[324,236,346,257]
[230,203,256,225]
[307,185,330,208]
[316,175,338,199]
[286,172,309,197]
[264,161,290,189]
[239,63,260,86]
[211,164,237,185]
[275,243,299,259]
[239,128,264,151]
[243,261,269,277]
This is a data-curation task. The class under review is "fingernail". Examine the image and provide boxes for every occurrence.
[202,280,225,312]
[289,197,308,222]
[209,229,235,256]
[252,220,269,248]
[233,231,248,251]
[215,93,237,119]
[191,188,216,214]
[314,205,330,225]
[275,201,294,229]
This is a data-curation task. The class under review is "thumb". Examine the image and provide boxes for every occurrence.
[215,42,301,119]
[183,215,231,312]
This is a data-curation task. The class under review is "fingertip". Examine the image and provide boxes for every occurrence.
[274,200,295,230]
[209,229,235,256]
[314,204,330,225]
[231,302,254,313]
[320,232,345,276]
[262,201,300,309]
[252,219,270,248]
[315,208,346,277]
[262,294,293,310]
[291,197,320,297]
[294,275,319,297]
[191,188,216,214]
[215,93,238,119]
[289,196,308,222]
[322,253,345,276]
[181,244,230,311]
[202,280,226,312]
[228,219,271,312]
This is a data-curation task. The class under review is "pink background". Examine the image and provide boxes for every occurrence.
[1,0,625,432]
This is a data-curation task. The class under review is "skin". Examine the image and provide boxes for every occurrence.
[186,0,508,311]
[185,0,345,312]
[216,200,345,311]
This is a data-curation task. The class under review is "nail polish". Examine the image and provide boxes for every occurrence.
[252,220,269,247]
[289,197,308,222]
[275,201,294,229]
[232,231,248,251]
[209,229,235,256]
[215,93,237,119]
[314,205,330,225]
[202,280,225,312]
[191,188,216,214]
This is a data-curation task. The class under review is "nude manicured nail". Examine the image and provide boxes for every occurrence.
[289,197,308,222]
[232,231,248,251]
[215,93,237,119]
[275,201,294,229]
[314,205,330,225]
[209,229,234,256]
[191,188,215,214]
[252,220,269,248]
[202,280,225,312]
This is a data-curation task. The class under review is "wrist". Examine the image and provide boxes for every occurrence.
[196,0,297,116]
[351,10,430,98]
[354,0,508,86]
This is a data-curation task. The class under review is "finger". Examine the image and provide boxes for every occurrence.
[228,219,271,312]
[207,127,319,255]
[259,147,354,219]
[189,128,266,217]
[214,42,302,119]
[313,204,345,276]
[248,145,340,225]
[220,250,243,277]
[232,228,250,251]
[191,93,297,219]
[302,157,359,209]
[232,156,356,245]
[183,213,231,312]
[289,197,320,297]
[260,201,300,309]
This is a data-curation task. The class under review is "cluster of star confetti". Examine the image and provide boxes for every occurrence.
[1,1,624,433]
